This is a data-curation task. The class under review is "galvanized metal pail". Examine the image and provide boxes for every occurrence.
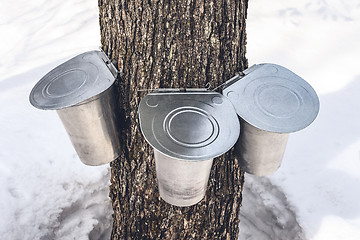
[223,64,319,176]
[138,90,240,206]
[29,50,121,166]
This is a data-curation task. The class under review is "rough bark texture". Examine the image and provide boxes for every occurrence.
[98,0,248,239]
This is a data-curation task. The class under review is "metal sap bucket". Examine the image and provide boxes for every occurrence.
[138,90,240,206]
[29,50,121,166]
[223,64,319,176]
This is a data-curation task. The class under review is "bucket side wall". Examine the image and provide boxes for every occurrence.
[236,119,289,176]
[57,86,121,166]
[154,150,214,207]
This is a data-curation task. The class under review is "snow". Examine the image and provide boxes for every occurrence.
[1,0,360,239]
[242,0,360,239]
[0,0,112,239]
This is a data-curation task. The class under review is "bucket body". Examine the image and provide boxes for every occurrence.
[138,91,240,206]
[154,149,213,207]
[57,84,121,166]
[29,50,121,166]
[236,119,289,176]
[223,64,319,176]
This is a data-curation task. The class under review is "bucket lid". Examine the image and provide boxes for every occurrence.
[29,50,118,110]
[138,90,240,161]
[223,64,319,133]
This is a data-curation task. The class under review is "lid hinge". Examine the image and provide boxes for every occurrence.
[138,88,209,93]
[216,64,260,90]
[98,49,120,78]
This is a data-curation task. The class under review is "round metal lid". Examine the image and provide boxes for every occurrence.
[29,50,117,110]
[138,91,240,161]
[223,64,319,133]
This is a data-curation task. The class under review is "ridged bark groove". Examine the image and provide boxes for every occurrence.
[98,0,248,239]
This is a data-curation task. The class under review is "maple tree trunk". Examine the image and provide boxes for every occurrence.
[98,0,248,239]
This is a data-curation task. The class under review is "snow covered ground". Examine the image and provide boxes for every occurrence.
[243,1,360,239]
[1,0,360,239]
[0,1,111,239]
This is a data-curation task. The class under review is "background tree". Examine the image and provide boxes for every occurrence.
[98,0,248,238]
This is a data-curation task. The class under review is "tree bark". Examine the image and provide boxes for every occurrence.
[98,0,248,239]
